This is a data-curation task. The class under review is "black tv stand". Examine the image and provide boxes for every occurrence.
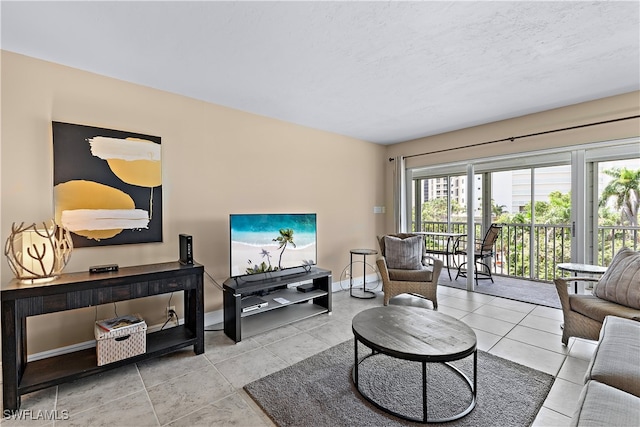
[223,267,332,342]
[231,266,311,286]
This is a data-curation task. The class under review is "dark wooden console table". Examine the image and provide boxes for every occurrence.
[1,262,204,412]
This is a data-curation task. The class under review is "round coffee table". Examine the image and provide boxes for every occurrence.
[352,306,477,423]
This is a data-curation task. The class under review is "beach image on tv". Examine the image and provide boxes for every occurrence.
[230,213,317,276]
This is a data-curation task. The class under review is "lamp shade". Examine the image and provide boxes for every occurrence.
[4,220,73,283]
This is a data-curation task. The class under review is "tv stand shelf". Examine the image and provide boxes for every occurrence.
[223,268,332,342]
[1,262,204,412]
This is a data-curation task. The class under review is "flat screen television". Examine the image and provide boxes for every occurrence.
[229,213,317,281]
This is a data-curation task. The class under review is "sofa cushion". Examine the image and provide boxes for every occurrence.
[594,247,640,309]
[584,316,640,397]
[383,235,424,270]
[569,294,640,323]
[570,380,640,427]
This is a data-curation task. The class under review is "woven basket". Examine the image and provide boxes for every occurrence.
[95,316,147,366]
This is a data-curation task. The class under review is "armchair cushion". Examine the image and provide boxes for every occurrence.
[383,235,424,270]
[388,267,433,282]
[570,295,640,323]
[594,248,640,309]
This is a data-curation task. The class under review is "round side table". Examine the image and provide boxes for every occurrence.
[557,263,607,293]
[350,249,378,299]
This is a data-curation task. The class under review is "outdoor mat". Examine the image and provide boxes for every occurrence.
[440,274,562,309]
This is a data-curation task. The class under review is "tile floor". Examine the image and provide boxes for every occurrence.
[1,285,596,426]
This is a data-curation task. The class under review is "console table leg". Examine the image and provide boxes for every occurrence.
[2,301,22,412]
[193,278,204,354]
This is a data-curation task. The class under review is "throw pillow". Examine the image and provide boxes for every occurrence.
[383,235,424,270]
[594,247,640,309]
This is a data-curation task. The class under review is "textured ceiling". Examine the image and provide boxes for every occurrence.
[2,1,639,144]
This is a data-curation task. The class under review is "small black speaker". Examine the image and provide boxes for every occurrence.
[179,234,193,265]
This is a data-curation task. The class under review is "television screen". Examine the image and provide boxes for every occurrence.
[230,213,317,279]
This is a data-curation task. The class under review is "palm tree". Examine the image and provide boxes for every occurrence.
[599,167,640,226]
[273,228,296,269]
[491,199,507,219]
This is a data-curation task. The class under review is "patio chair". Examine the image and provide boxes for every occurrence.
[376,233,443,308]
[454,223,503,285]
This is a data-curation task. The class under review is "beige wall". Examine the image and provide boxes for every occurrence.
[2,49,638,355]
[383,92,640,231]
[0,51,387,354]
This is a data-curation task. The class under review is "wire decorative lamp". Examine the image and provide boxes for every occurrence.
[4,220,73,283]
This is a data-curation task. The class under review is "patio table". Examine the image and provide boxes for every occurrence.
[416,232,465,280]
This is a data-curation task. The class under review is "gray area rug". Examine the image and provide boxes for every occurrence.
[244,339,554,427]
[441,274,562,309]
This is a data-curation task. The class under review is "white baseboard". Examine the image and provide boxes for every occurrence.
[24,282,375,363]
[27,317,188,362]
[333,273,381,292]
[204,309,223,328]
[27,340,96,362]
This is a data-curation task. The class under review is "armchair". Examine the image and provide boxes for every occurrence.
[554,247,640,345]
[376,233,443,308]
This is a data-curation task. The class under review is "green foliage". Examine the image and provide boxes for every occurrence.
[599,167,640,226]
[421,198,447,222]
[499,191,571,225]
[421,198,463,222]
[544,191,572,224]
[598,205,619,226]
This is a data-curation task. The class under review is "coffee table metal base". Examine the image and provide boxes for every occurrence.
[352,338,477,424]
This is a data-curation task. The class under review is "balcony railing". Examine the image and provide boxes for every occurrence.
[416,221,639,282]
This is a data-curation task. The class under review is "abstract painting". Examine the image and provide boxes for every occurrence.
[53,122,162,247]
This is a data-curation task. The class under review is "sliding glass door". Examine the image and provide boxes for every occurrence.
[484,165,573,281]
[409,138,639,283]
[412,175,476,231]
[594,157,640,264]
